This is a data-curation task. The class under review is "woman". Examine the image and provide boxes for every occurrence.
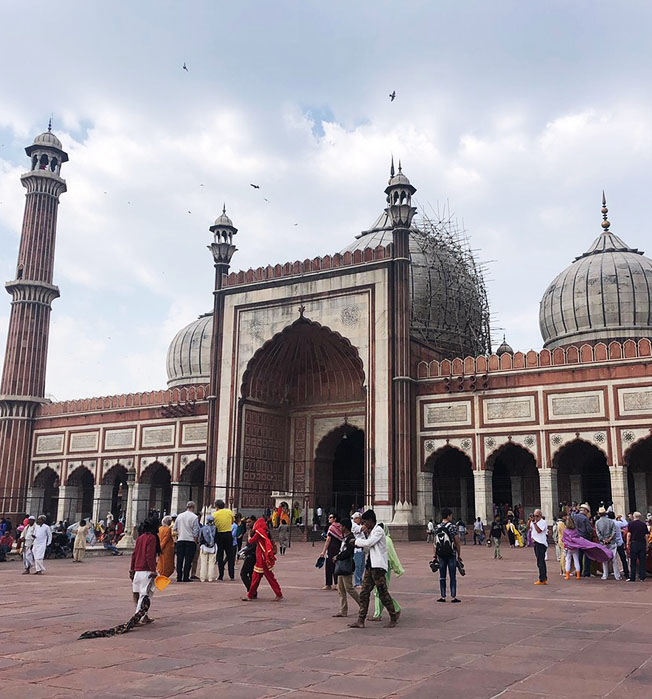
[319,514,343,590]
[370,523,403,621]
[199,514,217,582]
[277,521,289,555]
[235,513,246,551]
[157,516,175,578]
[562,515,612,580]
[556,514,567,575]
[73,519,91,563]
[506,518,523,548]
[332,517,360,618]
[242,518,282,601]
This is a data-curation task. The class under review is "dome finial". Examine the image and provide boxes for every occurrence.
[222,203,226,215]
[601,191,611,231]
[398,159,402,174]
[390,155,395,178]
[47,115,52,133]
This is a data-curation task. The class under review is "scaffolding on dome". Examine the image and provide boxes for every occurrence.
[409,202,492,358]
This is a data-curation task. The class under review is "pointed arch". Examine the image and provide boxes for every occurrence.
[425,445,475,523]
[486,442,540,513]
[554,438,611,512]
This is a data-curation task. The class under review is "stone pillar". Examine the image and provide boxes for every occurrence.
[539,467,558,520]
[460,478,468,522]
[569,474,582,505]
[25,487,44,517]
[131,483,150,527]
[473,470,493,523]
[92,484,113,523]
[510,475,523,509]
[56,485,75,522]
[415,471,434,525]
[609,465,629,516]
[633,472,648,515]
[170,482,189,515]
[118,468,137,550]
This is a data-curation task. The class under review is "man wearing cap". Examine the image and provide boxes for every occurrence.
[572,504,594,577]
[595,507,620,580]
[32,515,52,575]
[20,515,37,574]
[350,512,365,587]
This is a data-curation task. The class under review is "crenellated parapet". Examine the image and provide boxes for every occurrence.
[39,383,209,416]
[417,338,652,379]
[223,244,392,287]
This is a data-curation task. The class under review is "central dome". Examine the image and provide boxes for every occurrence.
[166,313,213,387]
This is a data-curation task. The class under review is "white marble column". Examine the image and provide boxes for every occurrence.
[25,487,44,518]
[170,482,189,515]
[92,484,113,523]
[131,483,150,527]
[56,485,76,522]
[510,475,523,509]
[569,474,582,504]
[539,467,558,520]
[609,465,629,516]
[633,472,648,515]
[473,470,493,523]
[415,471,434,525]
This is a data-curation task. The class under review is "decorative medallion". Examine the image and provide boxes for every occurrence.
[524,435,536,448]
[593,431,606,444]
[248,317,264,341]
[424,439,435,453]
[460,438,472,451]
[341,305,360,328]
[622,430,635,444]
[485,437,496,449]
[551,434,563,446]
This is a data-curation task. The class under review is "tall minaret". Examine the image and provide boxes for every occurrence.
[0,125,68,517]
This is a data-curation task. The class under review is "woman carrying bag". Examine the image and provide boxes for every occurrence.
[332,518,360,618]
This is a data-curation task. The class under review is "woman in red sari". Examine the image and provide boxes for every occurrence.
[242,518,283,601]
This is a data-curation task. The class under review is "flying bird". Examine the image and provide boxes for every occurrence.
[293,223,298,226]
[188,210,192,214]
[389,91,396,102]
[264,198,269,202]
[250,183,260,189]
[199,183,204,187]
[182,62,189,72]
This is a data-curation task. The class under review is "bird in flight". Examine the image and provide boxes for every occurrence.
[250,183,260,189]
[188,210,192,214]
[182,62,189,72]
[264,198,269,202]
[294,223,298,226]
[389,91,396,102]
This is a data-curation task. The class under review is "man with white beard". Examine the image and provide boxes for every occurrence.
[21,515,36,574]
[32,515,52,575]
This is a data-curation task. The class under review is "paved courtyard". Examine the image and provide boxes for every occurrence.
[2,539,652,698]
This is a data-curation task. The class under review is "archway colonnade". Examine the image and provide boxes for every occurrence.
[423,436,652,523]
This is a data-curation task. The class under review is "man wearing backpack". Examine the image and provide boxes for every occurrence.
[490,516,505,559]
[434,508,462,603]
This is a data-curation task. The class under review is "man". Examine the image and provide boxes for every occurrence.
[348,509,399,628]
[426,518,435,543]
[627,511,648,582]
[32,515,52,575]
[610,512,630,579]
[0,530,13,561]
[434,508,462,602]
[173,501,199,583]
[238,516,257,597]
[572,504,594,577]
[213,499,236,581]
[490,515,504,559]
[20,515,36,574]
[473,517,484,545]
[351,512,365,587]
[129,516,158,623]
[528,509,548,585]
[595,507,620,580]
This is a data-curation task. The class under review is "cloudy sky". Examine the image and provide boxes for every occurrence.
[1,1,652,400]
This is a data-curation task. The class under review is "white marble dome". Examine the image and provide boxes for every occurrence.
[166,313,213,387]
[33,131,63,150]
[539,223,652,349]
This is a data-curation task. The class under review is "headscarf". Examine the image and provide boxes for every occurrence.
[327,521,344,541]
[380,523,405,577]
[253,518,275,568]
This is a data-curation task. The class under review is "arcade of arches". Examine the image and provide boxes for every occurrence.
[235,317,367,514]
[424,437,652,523]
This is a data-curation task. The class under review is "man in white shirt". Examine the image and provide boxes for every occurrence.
[173,501,199,583]
[528,509,548,585]
[32,515,52,575]
[351,512,365,587]
[348,509,399,629]
[610,512,630,579]
[21,515,37,574]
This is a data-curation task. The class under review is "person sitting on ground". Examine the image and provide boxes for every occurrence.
[0,530,13,561]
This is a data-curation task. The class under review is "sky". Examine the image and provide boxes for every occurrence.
[1,1,652,400]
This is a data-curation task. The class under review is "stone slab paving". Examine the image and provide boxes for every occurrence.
[1,540,652,698]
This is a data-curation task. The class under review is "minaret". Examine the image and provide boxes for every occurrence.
[0,125,68,517]
[205,206,237,510]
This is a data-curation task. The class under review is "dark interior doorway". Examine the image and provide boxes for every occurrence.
[332,428,365,516]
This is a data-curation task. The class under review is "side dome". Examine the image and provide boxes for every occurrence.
[33,131,63,150]
[341,211,491,357]
[166,313,213,387]
[539,199,652,348]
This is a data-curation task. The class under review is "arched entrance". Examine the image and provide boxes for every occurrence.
[625,436,652,514]
[487,443,540,517]
[140,462,172,517]
[314,425,365,517]
[178,459,206,513]
[102,464,128,519]
[555,439,611,512]
[237,317,366,512]
[33,467,59,521]
[426,446,475,523]
[66,466,94,520]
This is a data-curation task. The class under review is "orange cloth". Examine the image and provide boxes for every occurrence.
[157,525,175,577]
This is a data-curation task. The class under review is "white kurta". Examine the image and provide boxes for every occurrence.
[22,523,36,569]
[32,524,52,572]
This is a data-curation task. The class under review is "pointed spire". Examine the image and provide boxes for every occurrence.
[390,155,395,178]
[222,203,226,215]
[601,191,611,232]
[398,159,402,174]
[47,116,52,133]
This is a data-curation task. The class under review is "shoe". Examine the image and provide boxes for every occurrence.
[332,613,346,617]
[534,581,547,585]
[322,585,332,590]
[436,597,446,602]
[576,572,581,580]
[601,575,608,580]
[348,621,365,628]
[451,598,461,603]
[565,573,569,580]
[384,619,398,628]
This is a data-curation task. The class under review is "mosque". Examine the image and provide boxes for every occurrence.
[1,129,651,538]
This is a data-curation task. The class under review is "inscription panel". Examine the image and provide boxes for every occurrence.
[423,401,471,428]
[619,387,652,416]
[69,432,99,453]
[105,428,136,450]
[182,423,207,444]
[548,391,604,420]
[483,396,535,424]
[35,434,64,455]
[142,425,175,448]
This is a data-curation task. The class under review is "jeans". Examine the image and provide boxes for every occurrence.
[630,540,647,581]
[216,531,235,580]
[617,543,630,579]
[103,542,120,555]
[438,555,457,598]
[581,549,593,576]
[176,540,197,582]
[353,550,365,586]
[534,542,547,582]
[473,530,484,545]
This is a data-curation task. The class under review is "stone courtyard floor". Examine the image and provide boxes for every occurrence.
[2,540,652,698]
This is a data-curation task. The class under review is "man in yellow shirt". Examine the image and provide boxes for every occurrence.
[213,499,235,581]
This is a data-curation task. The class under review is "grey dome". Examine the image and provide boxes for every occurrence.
[33,131,63,150]
[166,313,213,387]
[496,336,514,356]
[539,225,652,349]
[341,211,490,357]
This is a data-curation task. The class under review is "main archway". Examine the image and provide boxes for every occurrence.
[236,317,366,512]
[487,443,540,516]
[625,436,652,514]
[554,439,611,512]
[426,446,475,523]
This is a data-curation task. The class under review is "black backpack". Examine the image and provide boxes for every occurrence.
[435,522,455,557]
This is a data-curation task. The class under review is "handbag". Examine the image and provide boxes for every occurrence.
[334,556,354,576]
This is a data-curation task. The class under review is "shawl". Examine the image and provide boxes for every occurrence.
[327,522,344,541]
[253,518,275,569]
[385,530,405,577]
[562,527,613,562]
